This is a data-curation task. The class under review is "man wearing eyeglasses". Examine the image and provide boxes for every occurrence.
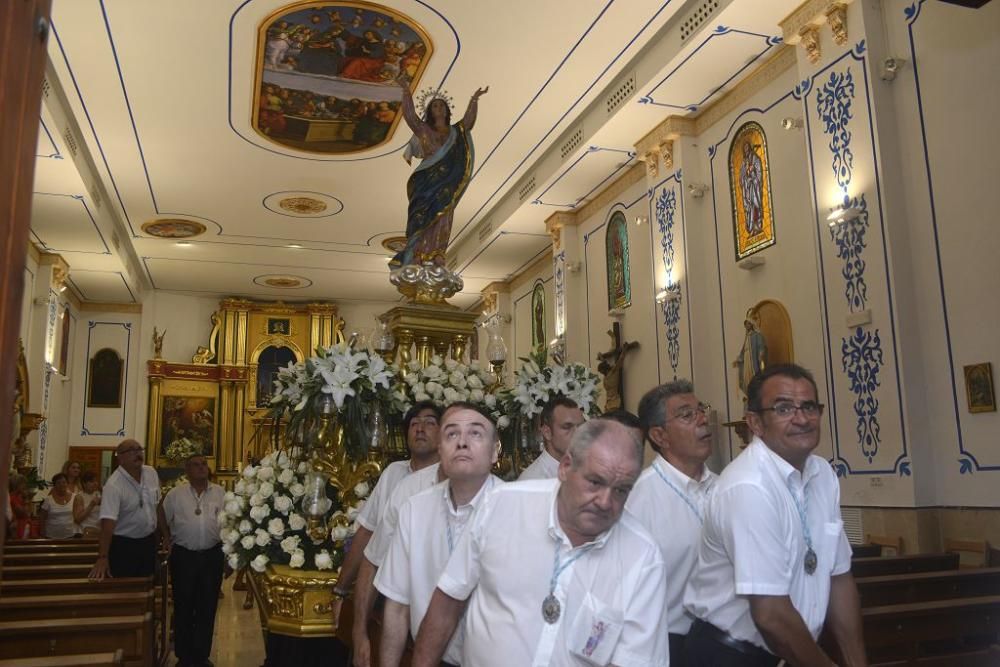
[684,364,866,666]
[627,380,717,667]
[89,438,162,581]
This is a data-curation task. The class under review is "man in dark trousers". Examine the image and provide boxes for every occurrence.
[160,454,227,667]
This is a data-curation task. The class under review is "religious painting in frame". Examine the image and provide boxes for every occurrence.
[728,121,776,260]
[159,395,218,458]
[531,281,546,351]
[253,1,434,154]
[606,211,632,310]
[87,348,124,408]
[964,362,996,413]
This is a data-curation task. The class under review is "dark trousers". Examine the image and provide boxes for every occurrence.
[109,532,157,578]
[685,619,780,667]
[669,632,688,667]
[169,544,224,663]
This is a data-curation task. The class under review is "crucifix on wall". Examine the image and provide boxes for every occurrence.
[596,322,639,412]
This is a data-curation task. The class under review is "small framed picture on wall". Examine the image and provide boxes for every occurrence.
[963,362,996,413]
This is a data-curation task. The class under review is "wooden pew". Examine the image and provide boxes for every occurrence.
[5,538,99,547]
[873,645,1000,666]
[4,552,99,566]
[862,595,1000,664]
[852,553,959,578]
[0,613,153,667]
[4,542,99,555]
[857,567,1000,607]
[0,577,154,598]
[852,543,882,558]
[1,563,93,580]
[0,590,155,621]
[0,650,124,666]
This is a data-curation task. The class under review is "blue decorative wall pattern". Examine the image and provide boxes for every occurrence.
[842,327,884,463]
[654,184,682,378]
[830,193,870,313]
[815,69,856,190]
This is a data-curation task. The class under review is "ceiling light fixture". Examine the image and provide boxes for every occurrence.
[175,241,192,247]
[286,244,303,249]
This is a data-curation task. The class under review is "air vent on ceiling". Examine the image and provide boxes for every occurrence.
[605,72,636,115]
[841,507,863,545]
[41,77,51,100]
[476,218,493,241]
[518,173,536,202]
[680,0,720,41]
[560,126,584,159]
[62,126,78,156]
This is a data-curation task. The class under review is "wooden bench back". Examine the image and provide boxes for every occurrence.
[0,577,153,598]
[852,553,959,578]
[0,612,152,666]
[856,567,1000,607]
[0,591,155,622]
[0,650,124,666]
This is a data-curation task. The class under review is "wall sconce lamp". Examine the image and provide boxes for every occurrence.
[880,57,906,82]
[826,205,863,227]
[634,215,648,226]
[780,117,803,130]
[565,260,583,273]
[687,183,710,198]
[655,288,681,304]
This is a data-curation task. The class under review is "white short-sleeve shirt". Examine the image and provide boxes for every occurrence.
[356,460,414,532]
[683,437,852,649]
[437,478,670,667]
[41,494,77,539]
[518,449,560,481]
[626,455,716,635]
[364,462,441,567]
[100,465,161,538]
[162,482,226,551]
[375,475,502,665]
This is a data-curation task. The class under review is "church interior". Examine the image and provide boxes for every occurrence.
[2,0,999,665]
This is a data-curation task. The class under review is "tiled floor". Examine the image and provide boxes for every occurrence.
[196,578,266,667]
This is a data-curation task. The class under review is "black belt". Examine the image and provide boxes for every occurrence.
[690,619,777,662]
[174,543,222,554]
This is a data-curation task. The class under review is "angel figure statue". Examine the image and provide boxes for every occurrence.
[152,327,166,360]
[390,78,488,269]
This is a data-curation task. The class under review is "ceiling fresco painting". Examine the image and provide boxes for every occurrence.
[253,1,434,154]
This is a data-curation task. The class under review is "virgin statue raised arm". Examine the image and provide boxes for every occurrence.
[390,79,488,268]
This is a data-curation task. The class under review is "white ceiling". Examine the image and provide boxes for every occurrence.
[33,0,797,309]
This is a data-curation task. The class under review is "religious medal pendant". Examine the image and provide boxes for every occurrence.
[804,547,817,575]
[195,508,202,516]
[542,594,561,624]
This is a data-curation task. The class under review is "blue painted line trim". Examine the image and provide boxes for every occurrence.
[81,321,131,437]
[37,118,63,159]
[32,192,112,255]
[533,146,636,208]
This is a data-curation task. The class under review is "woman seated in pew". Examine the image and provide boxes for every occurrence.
[39,472,78,538]
[73,471,102,537]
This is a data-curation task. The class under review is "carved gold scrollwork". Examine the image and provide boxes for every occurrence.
[800,26,821,64]
[826,3,848,46]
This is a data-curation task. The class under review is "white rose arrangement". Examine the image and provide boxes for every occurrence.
[507,354,602,419]
[218,450,370,572]
[393,355,508,428]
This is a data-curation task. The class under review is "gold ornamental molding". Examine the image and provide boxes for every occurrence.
[79,302,143,313]
[147,360,222,381]
[779,0,853,62]
[634,116,695,161]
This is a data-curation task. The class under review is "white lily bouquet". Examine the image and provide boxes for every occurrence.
[393,355,509,429]
[269,341,397,459]
[218,450,370,572]
[508,352,602,419]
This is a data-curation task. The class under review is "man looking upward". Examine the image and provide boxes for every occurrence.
[628,380,716,667]
[519,396,585,480]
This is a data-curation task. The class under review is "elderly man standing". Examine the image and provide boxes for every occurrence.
[352,402,444,667]
[89,439,161,581]
[519,396,585,480]
[413,419,669,667]
[684,364,866,666]
[159,454,226,667]
[375,402,503,666]
[628,380,717,667]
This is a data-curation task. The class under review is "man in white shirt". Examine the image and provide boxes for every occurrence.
[159,454,226,667]
[683,364,866,666]
[519,396,585,480]
[351,402,443,667]
[628,380,716,667]
[376,402,503,666]
[413,419,670,667]
[89,439,161,581]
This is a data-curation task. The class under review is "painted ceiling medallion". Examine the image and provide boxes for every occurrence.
[253,1,434,154]
[279,196,328,214]
[381,235,407,253]
[254,274,313,289]
[142,219,207,239]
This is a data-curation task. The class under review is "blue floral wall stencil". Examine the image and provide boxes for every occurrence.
[655,185,681,377]
[829,194,870,313]
[816,69,856,191]
[842,327,884,462]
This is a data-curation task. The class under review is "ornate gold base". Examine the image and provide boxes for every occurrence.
[382,303,479,367]
[248,564,340,637]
